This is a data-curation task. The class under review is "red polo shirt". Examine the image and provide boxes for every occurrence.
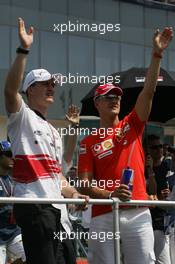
[78,109,148,217]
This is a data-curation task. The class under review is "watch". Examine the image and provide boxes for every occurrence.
[108,191,114,199]
[16,47,30,55]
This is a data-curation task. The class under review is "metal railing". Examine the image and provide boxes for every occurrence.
[1,197,175,264]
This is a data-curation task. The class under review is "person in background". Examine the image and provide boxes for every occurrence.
[144,134,171,264]
[163,143,172,171]
[145,152,157,199]
[163,143,171,159]
[164,145,175,264]
[0,140,26,264]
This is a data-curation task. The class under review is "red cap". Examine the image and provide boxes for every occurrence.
[94,83,123,100]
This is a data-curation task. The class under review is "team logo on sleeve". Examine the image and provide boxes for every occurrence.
[115,122,130,142]
[79,144,87,154]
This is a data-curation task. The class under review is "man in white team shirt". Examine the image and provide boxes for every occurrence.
[4,17,88,264]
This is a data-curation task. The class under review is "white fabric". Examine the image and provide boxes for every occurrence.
[82,204,92,228]
[22,69,51,92]
[88,208,155,264]
[22,69,62,92]
[0,234,26,264]
[7,99,71,234]
[169,229,175,264]
[154,230,171,264]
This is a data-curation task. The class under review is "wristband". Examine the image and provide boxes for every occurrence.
[16,47,30,55]
[153,52,162,59]
[108,191,114,199]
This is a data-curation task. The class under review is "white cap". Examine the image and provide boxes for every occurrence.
[22,69,60,93]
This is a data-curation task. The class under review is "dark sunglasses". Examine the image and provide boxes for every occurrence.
[32,80,55,88]
[150,144,163,150]
[98,94,122,101]
[2,151,13,158]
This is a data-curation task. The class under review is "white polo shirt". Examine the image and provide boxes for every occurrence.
[7,99,71,234]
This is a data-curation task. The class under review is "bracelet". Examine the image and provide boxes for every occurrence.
[16,47,30,55]
[153,52,162,59]
[108,191,114,199]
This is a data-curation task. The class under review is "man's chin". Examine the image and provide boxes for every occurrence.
[46,98,54,104]
[110,109,119,115]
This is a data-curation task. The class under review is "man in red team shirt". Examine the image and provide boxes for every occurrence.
[78,28,173,264]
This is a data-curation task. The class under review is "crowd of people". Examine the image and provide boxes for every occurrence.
[1,17,175,264]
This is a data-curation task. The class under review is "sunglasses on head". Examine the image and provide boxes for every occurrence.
[150,144,163,150]
[98,94,122,101]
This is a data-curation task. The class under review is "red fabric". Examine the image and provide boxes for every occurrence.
[76,259,88,264]
[13,154,61,183]
[78,109,148,217]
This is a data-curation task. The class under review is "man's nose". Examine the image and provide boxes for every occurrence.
[47,82,55,89]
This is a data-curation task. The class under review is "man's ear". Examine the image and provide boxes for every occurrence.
[27,86,33,97]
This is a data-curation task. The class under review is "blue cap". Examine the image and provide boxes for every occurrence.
[0,141,11,152]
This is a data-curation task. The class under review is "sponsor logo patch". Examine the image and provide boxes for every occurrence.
[102,139,113,150]
[116,122,130,142]
[92,139,114,156]
[34,130,43,136]
[98,150,113,159]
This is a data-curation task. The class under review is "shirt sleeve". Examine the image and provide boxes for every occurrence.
[78,137,94,174]
[7,98,26,124]
[127,108,146,137]
[7,99,27,143]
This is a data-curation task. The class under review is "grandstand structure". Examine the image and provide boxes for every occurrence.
[0,0,175,142]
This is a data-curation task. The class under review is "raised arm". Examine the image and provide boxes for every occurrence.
[135,27,173,121]
[63,105,80,164]
[4,17,34,113]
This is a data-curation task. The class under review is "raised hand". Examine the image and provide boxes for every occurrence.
[18,17,34,49]
[153,27,173,55]
[65,105,80,126]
